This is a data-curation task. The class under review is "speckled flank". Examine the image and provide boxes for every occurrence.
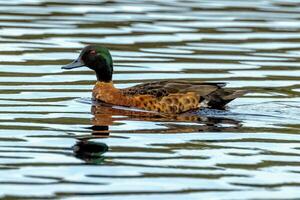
[157,93,200,113]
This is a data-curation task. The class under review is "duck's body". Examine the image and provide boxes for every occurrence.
[62,45,247,114]
[92,80,246,113]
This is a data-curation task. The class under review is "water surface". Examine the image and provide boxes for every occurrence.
[0,0,300,199]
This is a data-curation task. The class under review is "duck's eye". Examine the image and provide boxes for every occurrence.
[90,50,96,55]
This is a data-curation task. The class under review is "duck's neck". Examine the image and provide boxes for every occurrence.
[95,69,112,82]
[92,57,113,82]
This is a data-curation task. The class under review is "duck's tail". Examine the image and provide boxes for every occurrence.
[201,89,248,109]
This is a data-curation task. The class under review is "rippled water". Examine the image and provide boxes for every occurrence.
[0,0,300,199]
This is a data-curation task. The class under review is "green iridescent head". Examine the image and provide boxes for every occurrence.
[62,45,113,82]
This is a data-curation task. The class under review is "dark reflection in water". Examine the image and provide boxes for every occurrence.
[73,140,108,164]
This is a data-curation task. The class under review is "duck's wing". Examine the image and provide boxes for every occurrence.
[121,80,226,98]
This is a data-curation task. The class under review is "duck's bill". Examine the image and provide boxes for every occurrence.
[62,59,85,70]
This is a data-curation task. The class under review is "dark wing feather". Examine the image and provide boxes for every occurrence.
[121,80,226,98]
[204,89,248,109]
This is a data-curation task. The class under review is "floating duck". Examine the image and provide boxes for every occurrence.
[62,45,247,114]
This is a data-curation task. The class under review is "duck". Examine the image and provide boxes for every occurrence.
[62,45,247,114]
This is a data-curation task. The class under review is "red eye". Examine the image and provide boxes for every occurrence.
[90,50,96,55]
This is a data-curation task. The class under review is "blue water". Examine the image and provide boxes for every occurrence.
[0,0,299,199]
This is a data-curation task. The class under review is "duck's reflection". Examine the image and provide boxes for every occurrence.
[73,103,242,163]
[73,140,108,164]
[90,103,241,134]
